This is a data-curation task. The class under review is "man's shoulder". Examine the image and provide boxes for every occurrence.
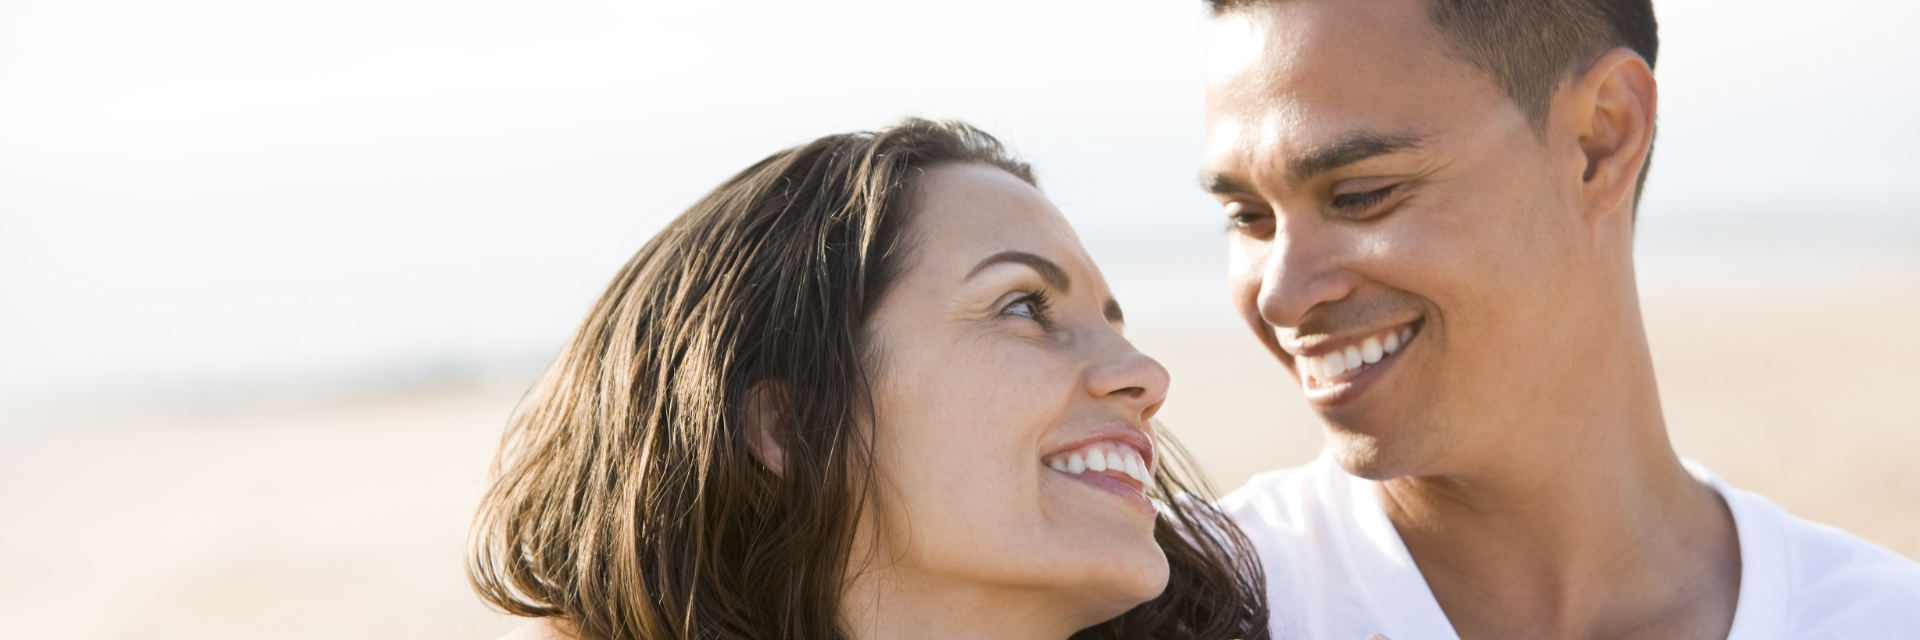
[1219,457,1343,535]
[1785,512,1920,580]
[1219,457,1457,639]
[1775,503,1920,607]
[1715,480,1920,634]
[1720,481,1920,587]
[1217,455,1388,560]
[1219,465,1311,510]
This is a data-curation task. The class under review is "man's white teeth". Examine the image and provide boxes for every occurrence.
[1044,443,1151,485]
[1300,325,1414,383]
[1361,336,1384,364]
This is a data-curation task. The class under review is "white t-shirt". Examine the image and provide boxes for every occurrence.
[1220,454,1920,639]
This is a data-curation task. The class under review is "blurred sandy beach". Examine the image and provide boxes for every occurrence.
[5,0,1917,635]
[3,274,1916,640]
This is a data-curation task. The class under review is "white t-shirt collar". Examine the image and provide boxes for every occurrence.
[1322,455,1786,640]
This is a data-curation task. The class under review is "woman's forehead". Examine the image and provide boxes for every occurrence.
[905,163,1094,278]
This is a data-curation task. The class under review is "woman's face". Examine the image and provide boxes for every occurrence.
[856,163,1172,618]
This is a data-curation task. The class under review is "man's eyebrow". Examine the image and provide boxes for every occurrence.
[1288,132,1426,186]
[964,250,1070,293]
[1197,131,1426,196]
[1199,171,1257,196]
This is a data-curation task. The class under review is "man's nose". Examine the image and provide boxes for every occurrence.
[1256,222,1358,329]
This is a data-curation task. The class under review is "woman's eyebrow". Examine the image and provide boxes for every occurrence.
[964,250,1070,293]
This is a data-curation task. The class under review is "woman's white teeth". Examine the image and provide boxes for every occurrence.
[1300,325,1414,383]
[1044,443,1151,485]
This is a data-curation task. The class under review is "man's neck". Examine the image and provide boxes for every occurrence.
[1376,349,1742,639]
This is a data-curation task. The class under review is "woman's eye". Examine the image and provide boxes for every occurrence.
[1001,291,1053,327]
[1329,184,1398,217]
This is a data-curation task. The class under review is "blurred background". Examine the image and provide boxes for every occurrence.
[2,0,1916,637]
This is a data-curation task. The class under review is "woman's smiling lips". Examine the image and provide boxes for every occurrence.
[1041,428,1156,515]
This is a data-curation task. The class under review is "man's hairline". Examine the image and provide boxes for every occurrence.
[1204,0,1573,136]
[1203,0,1651,218]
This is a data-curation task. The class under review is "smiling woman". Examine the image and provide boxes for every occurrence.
[466,118,1267,639]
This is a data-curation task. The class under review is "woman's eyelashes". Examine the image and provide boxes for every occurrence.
[1001,289,1055,329]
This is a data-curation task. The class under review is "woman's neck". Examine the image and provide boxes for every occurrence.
[838,566,1103,640]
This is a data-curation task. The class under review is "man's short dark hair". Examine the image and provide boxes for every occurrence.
[1207,0,1658,130]
[1206,0,1659,213]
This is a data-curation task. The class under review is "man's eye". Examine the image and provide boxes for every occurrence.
[1227,211,1265,227]
[1223,202,1272,232]
[1330,185,1398,216]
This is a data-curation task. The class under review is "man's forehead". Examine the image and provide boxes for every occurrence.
[1201,79,1430,186]
[1201,118,1430,193]
[1202,0,1495,183]
[1205,0,1442,91]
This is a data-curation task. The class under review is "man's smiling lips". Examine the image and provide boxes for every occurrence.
[1282,319,1423,404]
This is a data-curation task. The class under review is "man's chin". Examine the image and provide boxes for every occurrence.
[1322,425,1422,481]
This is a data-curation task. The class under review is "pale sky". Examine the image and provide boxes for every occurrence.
[2,0,1915,408]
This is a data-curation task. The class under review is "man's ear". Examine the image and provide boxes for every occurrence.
[1562,47,1658,228]
[742,380,789,476]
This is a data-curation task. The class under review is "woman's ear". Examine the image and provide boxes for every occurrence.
[742,380,790,476]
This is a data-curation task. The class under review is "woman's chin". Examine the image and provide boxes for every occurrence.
[1069,543,1172,620]
[1122,550,1174,603]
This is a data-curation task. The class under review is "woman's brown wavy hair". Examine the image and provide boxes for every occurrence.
[467,118,1268,639]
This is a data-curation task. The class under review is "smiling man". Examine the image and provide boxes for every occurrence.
[1199,0,1920,638]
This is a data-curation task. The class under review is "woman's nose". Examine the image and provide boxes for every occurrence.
[1085,338,1171,422]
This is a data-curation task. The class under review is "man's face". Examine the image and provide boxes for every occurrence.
[1201,0,1594,479]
